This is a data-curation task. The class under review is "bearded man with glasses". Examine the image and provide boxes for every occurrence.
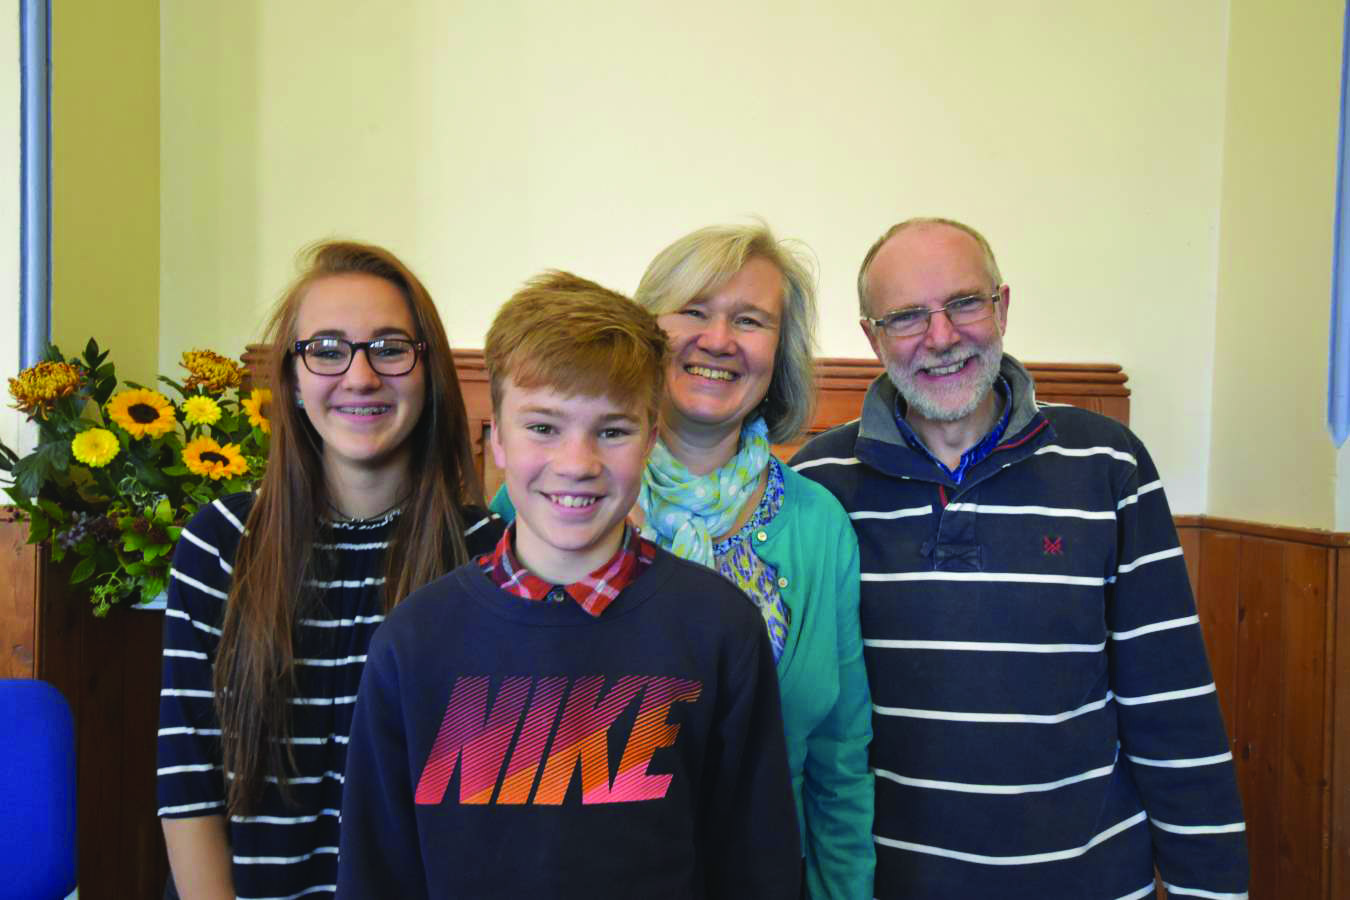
[791,218,1248,900]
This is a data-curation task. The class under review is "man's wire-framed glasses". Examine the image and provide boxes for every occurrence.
[864,290,1002,339]
[293,337,427,376]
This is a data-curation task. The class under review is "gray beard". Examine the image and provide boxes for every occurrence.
[886,341,1002,424]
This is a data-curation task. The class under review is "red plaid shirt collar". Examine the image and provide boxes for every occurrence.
[478,522,656,616]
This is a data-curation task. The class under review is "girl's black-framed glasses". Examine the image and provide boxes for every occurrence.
[292,337,427,376]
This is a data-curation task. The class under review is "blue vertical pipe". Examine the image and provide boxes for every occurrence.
[1330,1,1350,445]
[19,0,50,368]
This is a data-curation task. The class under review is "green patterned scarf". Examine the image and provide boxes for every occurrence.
[638,417,771,567]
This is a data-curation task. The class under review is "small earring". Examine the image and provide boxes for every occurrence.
[295,392,305,409]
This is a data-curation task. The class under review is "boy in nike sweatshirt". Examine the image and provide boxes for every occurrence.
[337,271,800,899]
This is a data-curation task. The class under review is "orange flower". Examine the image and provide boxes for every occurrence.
[8,361,84,417]
[180,349,242,394]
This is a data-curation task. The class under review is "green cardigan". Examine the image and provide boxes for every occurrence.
[490,462,875,899]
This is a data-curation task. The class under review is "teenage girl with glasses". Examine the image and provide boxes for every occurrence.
[157,241,504,900]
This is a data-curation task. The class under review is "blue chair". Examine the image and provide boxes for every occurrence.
[0,679,77,900]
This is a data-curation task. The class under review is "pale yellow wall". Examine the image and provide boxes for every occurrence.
[161,1,1232,511]
[0,1,23,454]
[52,0,160,387]
[1208,0,1343,529]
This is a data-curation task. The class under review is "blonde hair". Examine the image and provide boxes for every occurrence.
[634,222,818,443]
[485,270,669,424]
[857,217,1003,314]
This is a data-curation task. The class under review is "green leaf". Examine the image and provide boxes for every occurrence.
[123,560,146,576]
[154,497,173,524]
[35,498,66,522]
[70,556,96,584]
[142,543,171,562]
[157,375,188,395]
[11,440,69,497]
[0,438,19,467]
[50,543,66,562]
[163,464,189,477]
[140,576,166,604]
[83,337,100,363]
[131,456,171,491]
[123,531,149,551]
[26,512,50,544]
[167,525,183,541]
[92,374,118,407]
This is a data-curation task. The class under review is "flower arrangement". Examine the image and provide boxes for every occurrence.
[1,340,270,615]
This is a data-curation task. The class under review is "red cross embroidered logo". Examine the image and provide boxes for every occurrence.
[1043,536,1063,555]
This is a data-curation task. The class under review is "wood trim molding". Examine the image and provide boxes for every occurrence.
[1174,515,1350,548]
[245,347,1129,398]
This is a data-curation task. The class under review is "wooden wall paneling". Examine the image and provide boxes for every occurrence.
[246,350,1134,491]
[83,606,127,899]
[452,350,497,503]
[1321,550,1339,900]
[0,513,37,678]
[1278,543,1330,898]
[27,547,170,898]
[1235,536,1285,900]
[1194,529,1241,741]
[1333,548,1350,900]
[120,608,170,898]
[1175,526,1200,599]
[805,359,1131,430]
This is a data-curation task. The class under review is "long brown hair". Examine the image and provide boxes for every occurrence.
[214,240,483,815]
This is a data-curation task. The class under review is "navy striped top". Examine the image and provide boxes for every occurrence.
[156,492,503,900]
[791,358,1248,900]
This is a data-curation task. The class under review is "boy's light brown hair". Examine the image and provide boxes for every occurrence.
[484,270,670,424]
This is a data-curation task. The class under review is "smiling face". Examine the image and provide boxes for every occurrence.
[490,381,655,584]
[657,256,783,442]
[861,224,1009,427]
[293,273,427,488]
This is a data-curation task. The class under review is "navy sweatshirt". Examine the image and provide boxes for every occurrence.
[336,549,802,900]
[792,358,1248,900]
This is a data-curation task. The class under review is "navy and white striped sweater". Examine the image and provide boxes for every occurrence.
[791,356,1248,900]
[156,492,503,900]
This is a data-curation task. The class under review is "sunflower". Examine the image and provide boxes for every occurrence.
[182,436,249,481]
[180,349,242,393]
[70,428,120,467]
[8,360,84,417]
[181,394,222,427]
[242,388,272,434]
[106,388,176,439]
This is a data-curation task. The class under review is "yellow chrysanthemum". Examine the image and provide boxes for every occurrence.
[180,349,242,394]
[106,388,176,439]
[8,361,84,417]
[71,428,120,467]
[242,388,272,434]
[181,394,222,427]
[182,436,249,481]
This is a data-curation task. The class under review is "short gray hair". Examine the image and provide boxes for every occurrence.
[857,217,1003,314]
[635,222,818,444]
